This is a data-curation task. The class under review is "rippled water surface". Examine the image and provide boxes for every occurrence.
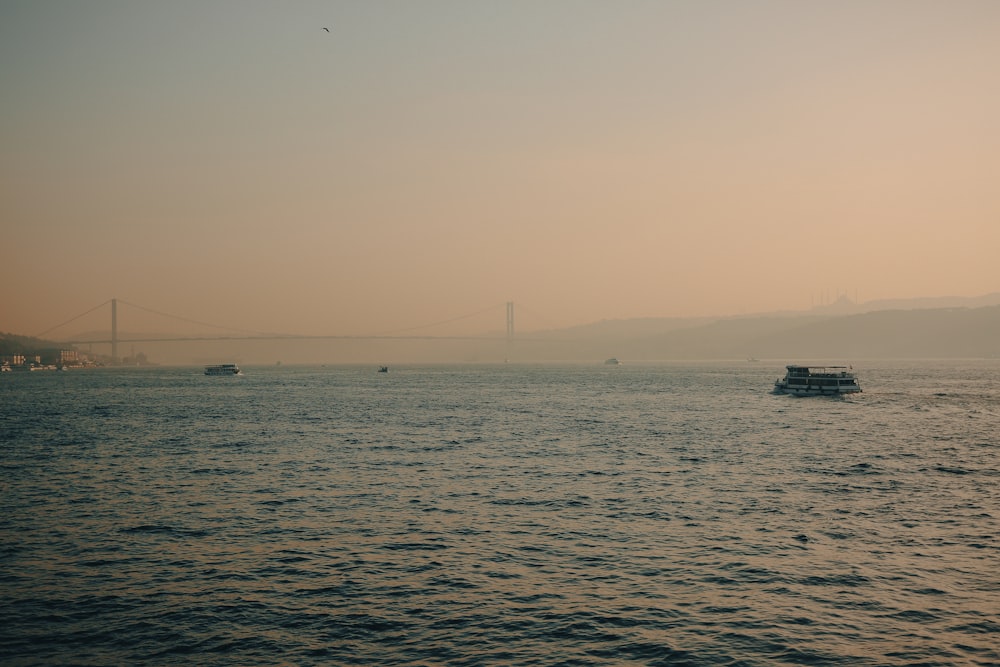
[2,362,998,665]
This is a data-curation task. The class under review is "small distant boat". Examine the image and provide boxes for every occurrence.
[774,365,861,396]
[604,358,621,365]
[378,366,389,373]
[204,364,241,376]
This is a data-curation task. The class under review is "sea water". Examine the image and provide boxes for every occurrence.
[1,361,998,666]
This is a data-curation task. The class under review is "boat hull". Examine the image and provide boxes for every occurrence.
[773,382,861,396]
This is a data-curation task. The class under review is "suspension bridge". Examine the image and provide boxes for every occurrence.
[37,298,521,363]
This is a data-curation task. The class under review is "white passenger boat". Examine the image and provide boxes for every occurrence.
[774,365,861,396]
[204,364,241,376]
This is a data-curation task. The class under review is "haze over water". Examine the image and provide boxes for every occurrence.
[2,362,998,665]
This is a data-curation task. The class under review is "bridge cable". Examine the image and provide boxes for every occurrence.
[35,300,111,339]
[371,303,508,337]
[508,301,562,331]
[117,299,284,337]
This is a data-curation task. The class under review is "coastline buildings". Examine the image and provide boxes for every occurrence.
[1,349,99,370]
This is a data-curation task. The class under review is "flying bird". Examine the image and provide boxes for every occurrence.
[323,27,330,32]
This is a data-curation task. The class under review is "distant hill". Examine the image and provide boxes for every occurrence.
[770,306,1000,359]
[522,293,1000,341]
[677,305,1000,360]
[807,292,1000,317]
[510,304,1000,361]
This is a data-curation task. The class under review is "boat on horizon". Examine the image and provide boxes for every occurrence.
[774,365,861,396]
[204,364,241,376]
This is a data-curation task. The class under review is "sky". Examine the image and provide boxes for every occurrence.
[3,0,999,339]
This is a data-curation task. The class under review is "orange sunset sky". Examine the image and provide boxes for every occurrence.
[3,1,998,338]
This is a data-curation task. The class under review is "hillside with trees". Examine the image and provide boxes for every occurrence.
[0,332,69,357]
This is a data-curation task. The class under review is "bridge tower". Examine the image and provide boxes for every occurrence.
[505,301,514,362]
[111,298,118,364]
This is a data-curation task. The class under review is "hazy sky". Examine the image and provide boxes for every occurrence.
[3,0,999,338]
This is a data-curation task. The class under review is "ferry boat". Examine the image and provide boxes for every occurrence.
[774,365,861,396]
[204,364,241,376]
